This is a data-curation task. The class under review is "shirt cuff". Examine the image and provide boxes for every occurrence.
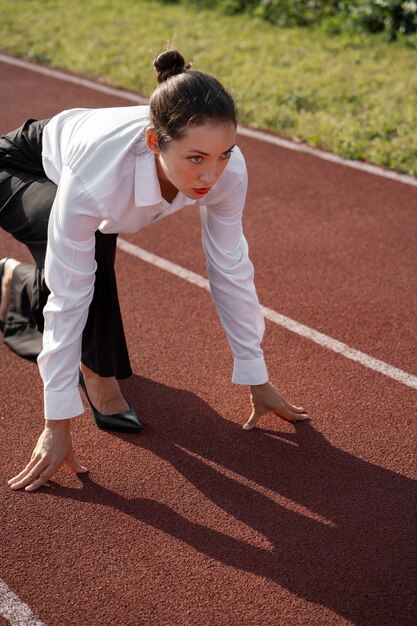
[44,387,85,420]
[232,356,268,385]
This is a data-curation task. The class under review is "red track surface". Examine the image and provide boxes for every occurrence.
[0,59,416,626]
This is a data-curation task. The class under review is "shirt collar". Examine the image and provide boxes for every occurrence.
[134,147,163,207]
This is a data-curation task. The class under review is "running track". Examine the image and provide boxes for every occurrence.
[0,57,416,626]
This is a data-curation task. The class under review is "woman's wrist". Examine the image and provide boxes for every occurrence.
[45,418,71,431]
[250,381,269,390]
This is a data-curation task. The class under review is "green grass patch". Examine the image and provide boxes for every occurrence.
[1,0,416,176]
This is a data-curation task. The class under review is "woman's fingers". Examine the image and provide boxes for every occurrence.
[7,457,39,486]
[8,421,81,491]
[242,405,267,430]
[24,464,58,492]
[242,413,257,430]
[243,404,308,430]
[9,459,49,490]
[244,382,309,430]
[66,456,88,474]
[279,406,310,422]
[286,402,308,414]
[8,457,87,492]
[279,398,308,421]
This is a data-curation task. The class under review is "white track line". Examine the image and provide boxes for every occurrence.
[1,53,416,188]
[238,126,417,187]
[0,580,46,626]
[117,238,417,391]
[0,54,147,105]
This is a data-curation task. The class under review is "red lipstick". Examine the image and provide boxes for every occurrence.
[193,187,211,195]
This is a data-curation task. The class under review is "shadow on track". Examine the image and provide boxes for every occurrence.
[50,376,417,626]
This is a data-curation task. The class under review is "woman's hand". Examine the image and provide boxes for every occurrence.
[8,419,88,492]
[243,381,309,430]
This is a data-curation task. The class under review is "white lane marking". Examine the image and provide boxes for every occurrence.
[117,238,417,391]
[0,54,147,104]
[1,53,416,188]
[261,306,417,389]
[117,238,210,290]
[238,126,417,188]
[0,580,46,626]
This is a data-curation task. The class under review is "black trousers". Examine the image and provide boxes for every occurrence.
[0,119,132,379]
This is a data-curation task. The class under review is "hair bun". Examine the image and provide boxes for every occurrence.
[153,50,191,84]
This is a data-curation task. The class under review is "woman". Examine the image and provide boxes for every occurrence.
[0,50,308,492]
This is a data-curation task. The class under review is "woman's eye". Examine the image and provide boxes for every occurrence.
[187,151,233,163]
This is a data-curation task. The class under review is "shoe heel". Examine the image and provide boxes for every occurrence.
[79,370,143,432]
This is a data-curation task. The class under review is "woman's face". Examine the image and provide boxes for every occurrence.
[146,122,236,200]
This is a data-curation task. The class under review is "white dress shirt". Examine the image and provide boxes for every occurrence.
[39,105,268,420]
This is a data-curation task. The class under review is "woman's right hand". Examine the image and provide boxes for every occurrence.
[8,419,88,492]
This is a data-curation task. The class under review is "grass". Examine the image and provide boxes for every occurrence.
[1,0,416,176]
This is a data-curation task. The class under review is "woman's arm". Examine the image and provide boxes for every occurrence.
[200,162,267,385]
[201,154,308,427]
[9,166,101,490]
[38,165,102,420]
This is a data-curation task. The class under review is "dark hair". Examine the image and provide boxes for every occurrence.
[149,50,238,149]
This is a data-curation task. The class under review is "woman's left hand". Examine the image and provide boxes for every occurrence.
[243,381,309,430]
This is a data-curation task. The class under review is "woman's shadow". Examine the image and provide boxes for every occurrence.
[51,376,417,626]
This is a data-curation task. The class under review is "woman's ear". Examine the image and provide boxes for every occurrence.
[145,127,160,155]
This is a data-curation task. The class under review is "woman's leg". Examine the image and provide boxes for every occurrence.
[79,232,132,415]
[2,261,43,359]
[0,174,54,357]
[81,232,132,379]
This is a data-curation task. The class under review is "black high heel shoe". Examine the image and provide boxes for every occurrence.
[79,371,143,432]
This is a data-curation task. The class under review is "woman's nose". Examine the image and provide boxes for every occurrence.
[199,169,216,184]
